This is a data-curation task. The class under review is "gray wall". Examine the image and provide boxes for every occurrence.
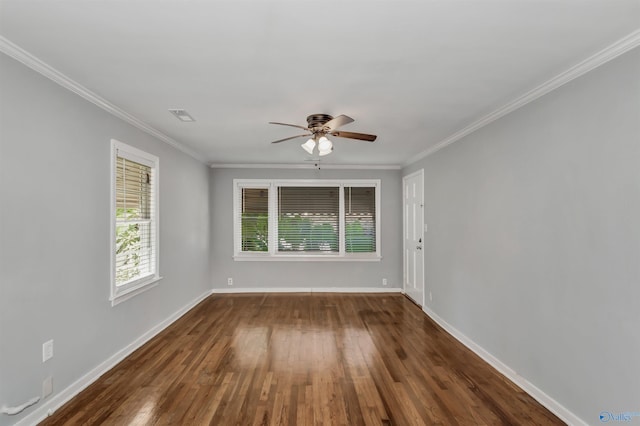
[403,48,640,422]
[0,53,211,425]
[209,167,403,290]
[2,38,637,426]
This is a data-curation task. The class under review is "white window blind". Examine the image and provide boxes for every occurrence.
[115,155,155,285]
[344,187,376,253]
[277,186,339,253]
[239,187,269,252]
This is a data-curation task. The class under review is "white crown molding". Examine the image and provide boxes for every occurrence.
[422,305,587,426]
[404,29,640,167]
[210,163,402,170]
[0,36,207,164]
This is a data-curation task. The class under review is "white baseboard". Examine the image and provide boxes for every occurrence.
[211,286,402,294]
[14,289,213,426]
[421,305,587,426]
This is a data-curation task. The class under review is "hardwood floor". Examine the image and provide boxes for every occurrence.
[40,294,564,425]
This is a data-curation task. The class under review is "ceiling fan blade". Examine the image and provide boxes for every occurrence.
[271,133,312,144]
[331,131,377,142]
[323,115,354,131]
[269,122,310,131]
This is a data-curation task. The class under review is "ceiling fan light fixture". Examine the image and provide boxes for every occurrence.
[301,138,316,154]
[318,136,333,156]
[318,136,332,150]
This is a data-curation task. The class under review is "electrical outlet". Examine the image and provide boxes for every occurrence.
[429,291,433,302]
[42,340,53,362]
[382,278,388,286]
[43,376,53,398]
[227,277,233,286]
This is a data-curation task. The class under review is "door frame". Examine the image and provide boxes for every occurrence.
[402,169,425,307]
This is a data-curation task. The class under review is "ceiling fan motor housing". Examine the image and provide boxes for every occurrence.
[306,114,333,132]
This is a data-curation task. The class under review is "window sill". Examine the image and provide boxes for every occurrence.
[233,254,381,262]
[111,275,163,306]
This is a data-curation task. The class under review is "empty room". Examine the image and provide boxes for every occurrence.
[1,1,639,425]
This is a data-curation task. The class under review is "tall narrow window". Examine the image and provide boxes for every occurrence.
[111,140,160,305]
[344,187,376,253]
[240,187,269,252]
[278,187,339,253]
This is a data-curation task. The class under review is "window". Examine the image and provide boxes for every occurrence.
[278,187,339,253]
[234,179,380,260]
[345,187,376,253]
[240,186,269,252]
[111,140,160,305]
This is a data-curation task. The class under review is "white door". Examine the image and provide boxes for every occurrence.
[403,170,424,306]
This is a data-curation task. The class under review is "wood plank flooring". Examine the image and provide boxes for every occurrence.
[40,294,564,425]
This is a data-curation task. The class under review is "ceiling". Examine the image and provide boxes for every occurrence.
[1,1,638,166]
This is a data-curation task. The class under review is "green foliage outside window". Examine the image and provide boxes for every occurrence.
[278,215,338,252]
[345,220,375,253]
[115,208,141,284]
[241,213,268,251]
[241,216,374,252]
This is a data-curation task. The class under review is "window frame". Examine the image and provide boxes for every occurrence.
[233,179,381,261]
[110,139,162,306]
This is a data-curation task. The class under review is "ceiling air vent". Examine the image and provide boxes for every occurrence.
[168,109,195,122]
